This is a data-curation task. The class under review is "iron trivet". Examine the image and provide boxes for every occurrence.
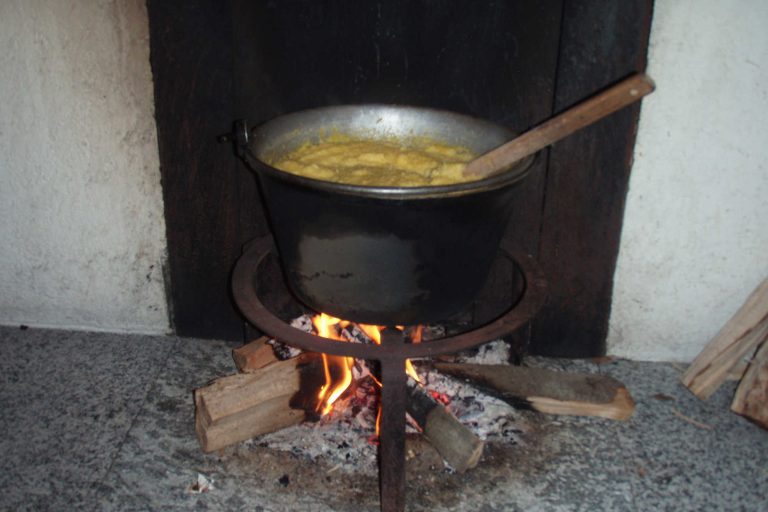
[232,235,547,512]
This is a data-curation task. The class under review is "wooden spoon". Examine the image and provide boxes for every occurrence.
[463,73,655,179]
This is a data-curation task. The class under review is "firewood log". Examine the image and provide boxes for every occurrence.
[194,354,322,452]
[232,336,278,372]
[731,337,768,429]
[434,362,635,421]
[682,276,768,399]
[195,393,304,453]
[405,381,484,473]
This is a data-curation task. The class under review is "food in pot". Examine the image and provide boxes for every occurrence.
[269,135,477,187]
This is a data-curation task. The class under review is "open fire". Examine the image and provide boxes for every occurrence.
[309,313,422,420]
[197,312,633,473]
[251,313,529,474]
[220,230,552,511]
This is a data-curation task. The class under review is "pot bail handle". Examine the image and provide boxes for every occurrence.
[218,119,251,158]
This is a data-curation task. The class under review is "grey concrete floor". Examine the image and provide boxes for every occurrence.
[0,325,766,511]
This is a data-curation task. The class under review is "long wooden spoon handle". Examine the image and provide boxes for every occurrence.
[463,73,655,179]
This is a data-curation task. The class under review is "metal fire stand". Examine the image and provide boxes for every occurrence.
[232,235,547,512]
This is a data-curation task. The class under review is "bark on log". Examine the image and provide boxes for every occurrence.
[405,381,484,473]
[682,277,768,400]
[434,362,635,421]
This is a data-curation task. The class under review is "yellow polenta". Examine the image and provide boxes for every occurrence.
[270,135,476,187]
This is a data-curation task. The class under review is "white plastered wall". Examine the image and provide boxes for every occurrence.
[0,1,169,333]
[608,0,768,361]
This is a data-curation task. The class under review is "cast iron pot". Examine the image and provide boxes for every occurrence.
[235,105,534,325]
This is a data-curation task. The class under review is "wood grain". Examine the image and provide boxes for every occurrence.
[732,337,768,429]
[405,381,484,473]
[464,74,655,179]
[435,362,635,421]
[682,277,768,399]
[194,354,322,452]
[531,0,655,357]
[195,392,304,453]
[147,0,261,340]
[232,336,278,372]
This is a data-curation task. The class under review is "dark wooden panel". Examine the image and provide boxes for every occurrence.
[150,1,651,351]
[148,1,262,340]
[530,0,654,356]
[233,1,562,121]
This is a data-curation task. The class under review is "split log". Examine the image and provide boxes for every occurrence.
[195,393,304,453]
[731,337,768,429]
[194,354,322,452]
[405,381,484,473]
[682,276,768,399]
[434,362,635,421]
[232,336,278,372]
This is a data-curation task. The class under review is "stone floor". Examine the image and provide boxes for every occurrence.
[0,325,766,511]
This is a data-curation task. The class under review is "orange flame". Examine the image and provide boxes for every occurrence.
[312,314,423,418]
[313,313,355,416]
[360,324,422,383]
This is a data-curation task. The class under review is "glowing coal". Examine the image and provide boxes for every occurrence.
[258,315,530,474]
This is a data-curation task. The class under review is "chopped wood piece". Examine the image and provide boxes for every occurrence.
[434,362,635,421]
[195,393,304,453]
[727,361,749,382]
[682,277,768,399]
[406,381,484,473]
[232,336,278,372]
[731,337,768,429]
[194,354,322,452]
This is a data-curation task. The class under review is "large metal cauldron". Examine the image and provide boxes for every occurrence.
[236,105,534,325]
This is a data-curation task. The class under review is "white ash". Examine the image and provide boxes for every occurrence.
[416,339,528,442]
[462,339,511,365]
[253,318,529,474]
[268,315,378,360]
[267,316,311,359]
[249,378,381,476]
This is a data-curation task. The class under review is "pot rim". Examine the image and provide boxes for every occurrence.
[246,104,536,200]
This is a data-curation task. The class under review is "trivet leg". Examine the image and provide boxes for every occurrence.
[378,356,407,512]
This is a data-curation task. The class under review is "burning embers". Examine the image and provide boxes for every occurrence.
[305,313,421,419]
[194,314,539,476]
[248,314,528,474]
